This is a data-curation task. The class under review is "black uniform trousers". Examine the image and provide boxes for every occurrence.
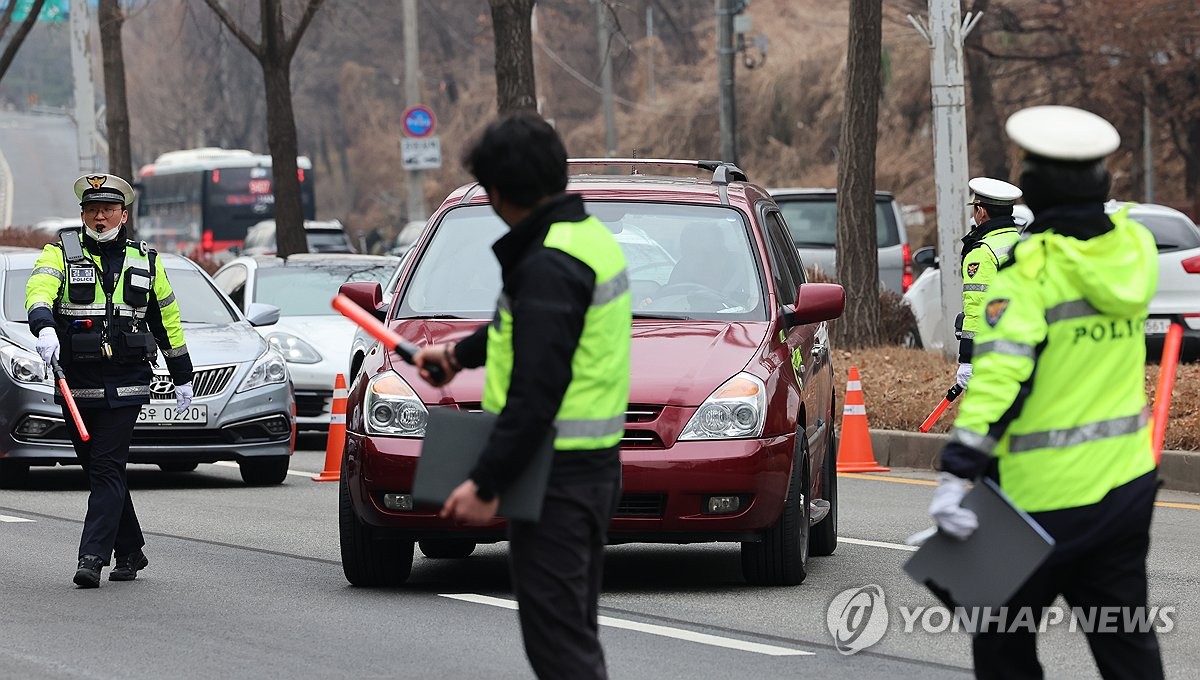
[972,471,1164,680]
[507,477,621,680]
[63,404,145,562]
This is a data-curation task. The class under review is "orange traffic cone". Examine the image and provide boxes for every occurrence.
[837,366,889,473]
[313,373,348,482]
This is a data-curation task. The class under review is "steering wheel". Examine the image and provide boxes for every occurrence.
[649,282,741,309]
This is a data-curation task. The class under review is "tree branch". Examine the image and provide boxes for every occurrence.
[283,0,325,62]
[0,0,17,42]
[202,0,264,61]
[966,43,1083,63]
[0,0,46,81]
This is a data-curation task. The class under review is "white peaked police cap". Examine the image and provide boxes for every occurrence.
[1005,105,1121,162]
[968,177,1022,206]
[74,174,136,206]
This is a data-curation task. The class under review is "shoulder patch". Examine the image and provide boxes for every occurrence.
[985,299,1009,327]
[966,262,980,278]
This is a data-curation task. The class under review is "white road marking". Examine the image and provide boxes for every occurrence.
[210,461,318,478]
[439,593,814,656]
[839,537,918,552]
[0,514,35,523]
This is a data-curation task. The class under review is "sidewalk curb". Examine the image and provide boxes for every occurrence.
[870,430,1200,494]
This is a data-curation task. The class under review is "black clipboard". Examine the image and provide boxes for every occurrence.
[903,478,1056,610]
[412,409,555,523]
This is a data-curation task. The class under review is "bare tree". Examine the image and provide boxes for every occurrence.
[0,0,47,79]
[834,0,882,349]
[963,0,1008,181]
[202,0,325,257]
[488,0,537,114]
[98,0,132,181]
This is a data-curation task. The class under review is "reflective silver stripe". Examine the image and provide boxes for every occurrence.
[158,292,176,308]
[963,284,988,292]
[70,388,105,399]
[28,301,52,314]
[950,427,997,454]
[116,385,150,397]
[57,303,107,315]
[960,330,976,339]
[974,340,1037,360]
[1008,412,1147,454]
[554,413,626,439]
[993,245,1014,261]
[32,266,64,281]
[162,344,189,358]
[592,270,629,306]
[1046,299,1100,324]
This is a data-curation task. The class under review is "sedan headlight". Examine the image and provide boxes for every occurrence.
[0,343,51,385]
[267,333,322,364]
[679,373,767,440]
[365,371,428,437]
[237,349,289,393]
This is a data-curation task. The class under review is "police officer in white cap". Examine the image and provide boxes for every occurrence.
[25,174,194,588]
[954,177,1023,388]
[930,106,1164,678]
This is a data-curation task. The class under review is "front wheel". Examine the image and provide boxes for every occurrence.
[741,433,811,586]
[340,474,414,586]
[238,456,290,485]
[809,425,838,556]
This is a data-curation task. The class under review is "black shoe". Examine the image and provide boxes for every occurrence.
[109,549,149,582]
[73,554,103,588]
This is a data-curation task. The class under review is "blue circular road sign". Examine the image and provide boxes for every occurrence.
[402,105,436,138]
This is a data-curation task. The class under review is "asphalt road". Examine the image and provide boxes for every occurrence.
[2,440,1199,679]
[0,109,82,227]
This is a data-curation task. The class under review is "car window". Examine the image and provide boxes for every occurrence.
[307,230,353,253]
[771,214,808,285]
[1128,213,1200,251]
[758,208,797,305]
[776,196,900,248]
[398,202,766,321]
[212,264,248,308]
[4,267,238,323]
[254,263,394,316]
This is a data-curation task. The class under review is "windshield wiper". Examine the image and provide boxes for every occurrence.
[633,312,693,320]
[793,240,835,248]
[403,313,468,320]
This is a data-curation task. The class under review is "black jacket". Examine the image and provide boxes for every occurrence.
[452,193,621,500]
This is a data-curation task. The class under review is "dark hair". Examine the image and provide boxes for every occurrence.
[462,112,568,208]
[1019,155,1111,214]
[979,203,1013,217]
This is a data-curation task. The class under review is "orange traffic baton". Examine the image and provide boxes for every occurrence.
[331,294,444,382]
[313,373,348,482]
[919,383,964,433]
[51,358,89,442]
[1151,323,1184,465]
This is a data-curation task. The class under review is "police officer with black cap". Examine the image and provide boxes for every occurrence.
[25,174,194,588]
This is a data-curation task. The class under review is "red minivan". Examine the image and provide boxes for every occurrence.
[338,160,845,587]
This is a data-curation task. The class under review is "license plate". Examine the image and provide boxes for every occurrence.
[138,404,208,425]
[1144,318,1170,335]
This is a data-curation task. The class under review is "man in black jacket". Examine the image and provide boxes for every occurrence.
[415,112,631,680]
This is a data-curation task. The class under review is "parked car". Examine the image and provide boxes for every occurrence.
[338,159,845,587]
[0,249,295,488]
[212,253,400,431]
[768,188,912,293]
[904,201,1200,357]
[388,220,427,257]
[241,219,355,256]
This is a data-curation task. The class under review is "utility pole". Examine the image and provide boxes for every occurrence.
[646,5,655,102]
[1143,74,1155,203]
[716,0,737,164]
[69,0,98,172]
[909,0,979,356]
[594,0,616,156]
[403,0,426,222]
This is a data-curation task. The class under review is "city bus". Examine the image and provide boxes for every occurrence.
[135,147,315,257]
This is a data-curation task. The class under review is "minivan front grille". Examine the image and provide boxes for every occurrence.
[149,365,237,401]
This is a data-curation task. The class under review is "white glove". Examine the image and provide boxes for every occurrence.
[929,471,978,540]
[955,362,973,388]
[36,328,59,366]
[175,382,194,413]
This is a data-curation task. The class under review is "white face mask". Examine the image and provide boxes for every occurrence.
[86,224,122,242]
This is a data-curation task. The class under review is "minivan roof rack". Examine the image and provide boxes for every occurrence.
[567,158,748,184]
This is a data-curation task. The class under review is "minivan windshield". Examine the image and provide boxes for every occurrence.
[397,202,765,321]
[776,196,900,248]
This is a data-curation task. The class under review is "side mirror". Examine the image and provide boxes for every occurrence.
[245,302,280,327]
[784,283,845,327]
[339,281,386,322]
[913,246,937,268]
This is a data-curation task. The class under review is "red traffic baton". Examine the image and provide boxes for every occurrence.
[51,358,90,442]
[331,294,445,383]
[1151,323,1184,465]
[919,383,964,433]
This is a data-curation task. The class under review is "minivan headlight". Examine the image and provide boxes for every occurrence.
[680,373,767,440]
[0,343,51,385]
[267,333,322,364]
[365,371,428,437]
[237,349,289,392]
